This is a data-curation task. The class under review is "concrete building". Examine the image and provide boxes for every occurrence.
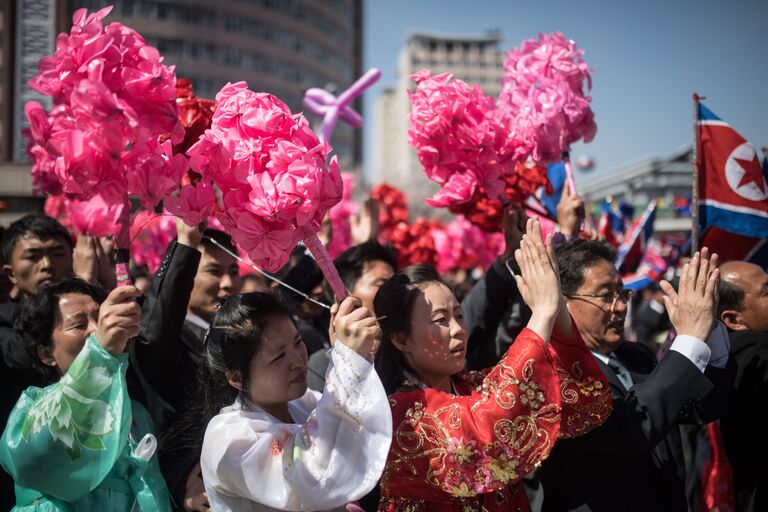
[579,146,695,233]
[0,0,363,222]
[374,31,504,215]
[71,0,364,167]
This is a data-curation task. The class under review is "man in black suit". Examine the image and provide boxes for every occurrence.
[306,240,396,391]
[717,260,768,512]
[537,241,731,512]
[134,222,241,511]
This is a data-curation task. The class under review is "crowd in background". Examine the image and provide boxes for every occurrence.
[0,187,765,512]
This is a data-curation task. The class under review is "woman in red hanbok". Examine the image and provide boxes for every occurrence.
[373,218,612,511]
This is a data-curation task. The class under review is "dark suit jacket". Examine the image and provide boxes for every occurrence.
[720,330,768,512]
[634,300,669,350]
[538,341,733,512]
[461,257,528,370]
[132,241,202,509]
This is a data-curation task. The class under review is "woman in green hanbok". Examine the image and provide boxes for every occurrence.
[0,278,172,511]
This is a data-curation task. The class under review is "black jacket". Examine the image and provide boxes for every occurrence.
[537,341,734,512]
[132,241,202,509]
[461,257,529,370]
[720,330,768,512]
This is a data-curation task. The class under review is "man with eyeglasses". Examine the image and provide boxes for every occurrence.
[536,239,732,512]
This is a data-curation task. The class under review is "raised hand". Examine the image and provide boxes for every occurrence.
[177,216,204,249]
[556,184,585,238]
[72,235,100,286]
[500,205,527,263]
[659,248,719,341]
[514,217,562,343]
[96,285,143,356]
[96,236,116,290]
[351,198,380,244]
[331,296,381,357]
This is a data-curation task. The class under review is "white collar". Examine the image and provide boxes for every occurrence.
[590,350,611,365]
[185,312,210,330]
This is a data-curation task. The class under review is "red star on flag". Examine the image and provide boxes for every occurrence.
[735,153,766,194]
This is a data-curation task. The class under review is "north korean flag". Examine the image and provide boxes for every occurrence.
[697,103,768,238]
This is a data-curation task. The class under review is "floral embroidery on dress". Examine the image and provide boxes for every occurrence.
[379,328,612,512]
[517,381,545,410]
[20,353,116,461]
[550,349,613,439]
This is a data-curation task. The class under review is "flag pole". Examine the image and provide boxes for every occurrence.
[691,93,701,254]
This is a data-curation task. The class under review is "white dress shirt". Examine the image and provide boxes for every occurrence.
[593,321,731,379]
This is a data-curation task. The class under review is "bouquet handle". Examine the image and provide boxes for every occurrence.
[114,199,132,288]
[302,227,349,301]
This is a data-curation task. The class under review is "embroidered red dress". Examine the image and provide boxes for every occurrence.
[378,327,612,512]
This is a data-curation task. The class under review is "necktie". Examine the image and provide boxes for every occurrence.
[607,354,634,391]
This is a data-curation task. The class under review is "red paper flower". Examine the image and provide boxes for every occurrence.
[449,162,551,232]
[370,183,410,240]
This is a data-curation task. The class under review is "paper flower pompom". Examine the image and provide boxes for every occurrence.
[130,211,177,273]
[66,191,129,237]
[499,32,597,162]
[174,78,216,156]
[26,6,184,287]
[449,161,551,232]
[389,218,440,268]
[25,6,183,219]
[186,81,343,274]
[127,139,189,209]
[164,179,216,228]
[408,71,531,208]
[370,183,410,240]
[432,216,504,273]
[43,194,73,233]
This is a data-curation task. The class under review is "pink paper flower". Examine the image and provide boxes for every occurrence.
[499,32,597,162]
[25,6,183,226]
[67,191,128,237]
[164,179,216,228]
[186,81,343,271]
[130,211,177,272]
[127,139,188,209]
[407,71,532,208]
[432,216,504,273]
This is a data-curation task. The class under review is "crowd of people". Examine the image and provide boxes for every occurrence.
[0,189,765,512]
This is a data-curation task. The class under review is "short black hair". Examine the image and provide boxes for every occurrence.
[334,241,398,291]
[555,239,616,295]
[717,279,745,317]
[14,277,108,384]
[1,214,72,264]
[200,228,237,255]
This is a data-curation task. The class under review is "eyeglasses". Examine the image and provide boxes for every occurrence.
[566,288,633,309]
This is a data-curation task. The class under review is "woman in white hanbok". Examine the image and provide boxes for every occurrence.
[197,292,392,512]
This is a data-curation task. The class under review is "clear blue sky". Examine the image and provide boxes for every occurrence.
[360,0,768,184]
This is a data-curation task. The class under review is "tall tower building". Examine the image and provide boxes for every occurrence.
[374,31,504,215]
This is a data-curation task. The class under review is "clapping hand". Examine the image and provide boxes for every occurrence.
[659,248,719,341]
[514,217,563,343]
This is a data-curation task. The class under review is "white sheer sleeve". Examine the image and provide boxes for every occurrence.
[201,342,392,511]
